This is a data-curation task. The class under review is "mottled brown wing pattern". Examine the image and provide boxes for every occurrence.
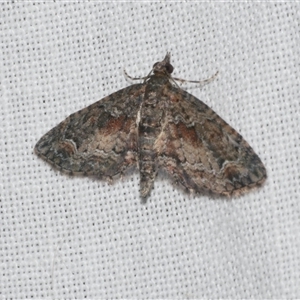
[35,84,145,179]
[155,86,267,196]
[35,53,266,199]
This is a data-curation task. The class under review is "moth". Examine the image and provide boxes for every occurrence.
[35,53,266,198]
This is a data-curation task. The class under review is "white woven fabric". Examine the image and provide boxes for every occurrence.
[1,2,299,299]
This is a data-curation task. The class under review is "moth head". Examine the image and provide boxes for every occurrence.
[152,52,174,75]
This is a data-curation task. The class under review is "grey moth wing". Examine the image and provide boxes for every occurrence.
[155,85,267,196]
[35,84,145,179]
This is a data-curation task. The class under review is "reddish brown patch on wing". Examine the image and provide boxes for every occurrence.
[177,122,198,146]
[105,115,126,135]
[223,164,240,181]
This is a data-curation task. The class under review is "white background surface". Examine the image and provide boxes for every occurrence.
[1,2,299,299]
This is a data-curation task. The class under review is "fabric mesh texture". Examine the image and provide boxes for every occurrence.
[1,2,299,299]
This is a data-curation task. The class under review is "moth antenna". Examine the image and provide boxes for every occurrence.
[169,75,181,88]
[173,70,219,87]
[123,68,147,83]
